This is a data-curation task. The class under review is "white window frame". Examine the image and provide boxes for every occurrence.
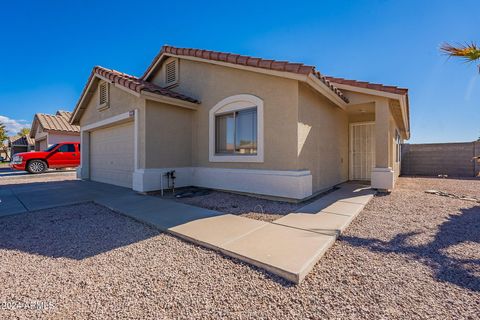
[209,94,264,163]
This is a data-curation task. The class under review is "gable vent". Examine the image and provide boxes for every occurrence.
[98,81,109,110]
[165,60,178,85]
[99,82,108,105]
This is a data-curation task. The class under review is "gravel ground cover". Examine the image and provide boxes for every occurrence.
[0,176,478,319]
[155,187,339,222]
[165,189,302,222]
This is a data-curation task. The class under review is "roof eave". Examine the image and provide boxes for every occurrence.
[144,52,347,109]
[29,116,38,138]
[71,71,97,125]
[71,71,199,125]
[306,74,348,109]
[140,91,199,110]
[333,82,410,139]
[145,52,308,81]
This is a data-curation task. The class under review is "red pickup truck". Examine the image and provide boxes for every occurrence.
[10,142,81,173]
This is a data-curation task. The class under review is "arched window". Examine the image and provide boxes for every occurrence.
[209,94,264,162]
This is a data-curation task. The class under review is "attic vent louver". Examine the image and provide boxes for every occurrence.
[98,81,109,110]
[165,59,178,85]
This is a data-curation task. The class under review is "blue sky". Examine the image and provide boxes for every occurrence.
[0,0,478,142]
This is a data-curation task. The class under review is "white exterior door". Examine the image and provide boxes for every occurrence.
[350,122,375,181]
[90,121,134,188]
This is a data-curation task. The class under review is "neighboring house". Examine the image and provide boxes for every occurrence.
[70,46,410,200]
[8,135,35,155]
[31,111,80,151]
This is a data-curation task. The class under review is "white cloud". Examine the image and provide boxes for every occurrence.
[0,115,31,136]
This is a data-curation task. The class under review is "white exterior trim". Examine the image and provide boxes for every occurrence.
[209,94,264,163]
[81,111,134,132]
[133,167,194,192]
[133,167,313,199]
[133,109,139,170]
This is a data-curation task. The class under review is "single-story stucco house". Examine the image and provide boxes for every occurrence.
[70,45,410,200]
[31,110,80,151]
[8,135,35,155]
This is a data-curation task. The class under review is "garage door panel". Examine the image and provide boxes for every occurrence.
[90,122,134,188]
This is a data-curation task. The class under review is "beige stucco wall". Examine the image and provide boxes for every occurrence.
[79,84,142,127]
[348,112,375,123]
[297,83,349,192]
[78,83,147,167]
[144,100,193,168]
[151,58,300,170]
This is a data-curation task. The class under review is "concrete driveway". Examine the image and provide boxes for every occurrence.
[0,179,221,225]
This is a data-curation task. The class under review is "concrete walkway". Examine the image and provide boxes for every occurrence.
[169,183,375,283]
[0,180,375,284]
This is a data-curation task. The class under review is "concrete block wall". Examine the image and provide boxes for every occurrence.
[401,141,480,177]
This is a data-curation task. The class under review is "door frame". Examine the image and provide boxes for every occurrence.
[349,121,375,181]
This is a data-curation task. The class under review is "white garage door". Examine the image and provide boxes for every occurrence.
[90,121,134,188]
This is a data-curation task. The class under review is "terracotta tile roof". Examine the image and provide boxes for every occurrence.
[9,135,34,146]
[142,46,349,103]
[93,66,199,104]
[55,110,73,119]
[325,76,408,95]
[35,112,80,133]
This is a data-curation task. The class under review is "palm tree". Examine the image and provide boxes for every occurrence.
[440,42,480,72]
[17,127,30,136]
[0,122,7,143]
[0,122,9,161]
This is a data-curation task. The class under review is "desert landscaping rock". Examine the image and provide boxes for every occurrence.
[166,189,303,222]
[0,175,478,319]
[163,188,338,222]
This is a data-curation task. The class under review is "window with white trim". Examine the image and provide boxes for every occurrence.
[98,81,109,110]
[215,108,257,155]
[209,94,264,162]
[165,58,178,86]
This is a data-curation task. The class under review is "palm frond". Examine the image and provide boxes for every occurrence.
[440,42,480,62]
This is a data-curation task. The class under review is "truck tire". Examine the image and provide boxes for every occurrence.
[27,160,47,174]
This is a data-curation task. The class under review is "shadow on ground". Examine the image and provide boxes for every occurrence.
[341,205,480,292]
[0,202,161,260]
